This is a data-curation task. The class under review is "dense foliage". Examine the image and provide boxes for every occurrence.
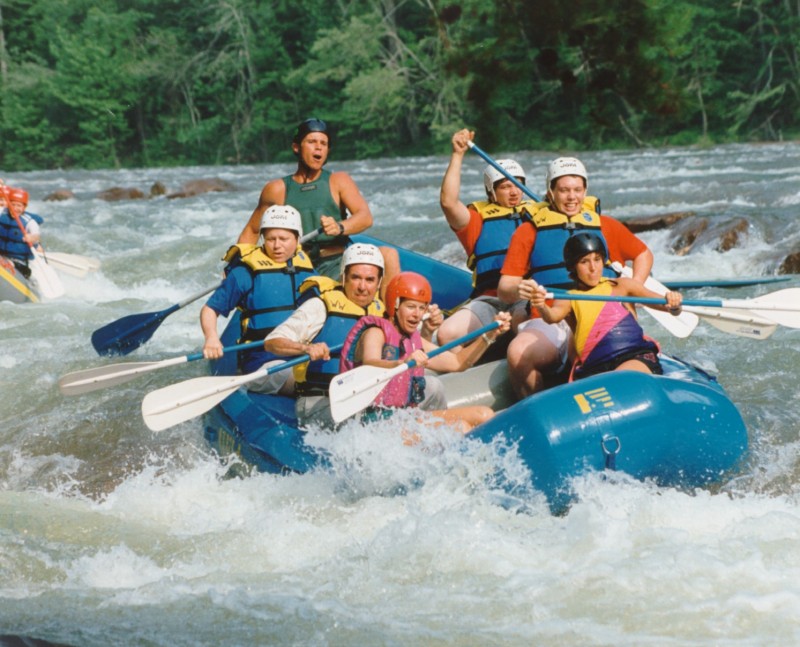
[0,0,798,170]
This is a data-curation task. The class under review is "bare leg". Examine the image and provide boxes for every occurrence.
[615,359,653,374]
[506,329,561,399]
[436,308,483,347]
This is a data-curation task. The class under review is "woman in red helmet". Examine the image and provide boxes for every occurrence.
[340,271,511,433]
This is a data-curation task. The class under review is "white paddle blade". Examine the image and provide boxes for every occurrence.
[60,361,162,395]
[685,306,777,340]
[46,252,100,278]
[742,288,800,328]
[141,374,250,431]
[330,364,407,423]
[612,262,699,338]
[641,305,698,338]
[59,356,188,396]
[28,252,65,299]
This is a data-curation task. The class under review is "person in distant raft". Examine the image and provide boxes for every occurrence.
[0,187,44,278]
[237,118,399,292]
[437,128,530,347]
[200,205,317,395]
[528,233,682,380]
[498,157,655,398]
[340,271,511,433]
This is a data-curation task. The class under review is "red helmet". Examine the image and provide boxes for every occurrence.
[385,271,432,319]
[8,187,29,206]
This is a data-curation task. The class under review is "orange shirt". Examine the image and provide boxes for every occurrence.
[501,215,648,278]
[453,206,484,256]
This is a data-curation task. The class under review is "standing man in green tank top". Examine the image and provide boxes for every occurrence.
[237,118,399,290]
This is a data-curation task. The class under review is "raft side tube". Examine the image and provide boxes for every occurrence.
[469,368,748,510]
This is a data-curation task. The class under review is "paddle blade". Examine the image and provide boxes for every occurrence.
[641,306,698,338]
[91,308,172,356]
[685,306,777,340]
[142,375,244,431]
[46,252,101,278]
[59,361,163,395]
[330,364,406,423]
[748,288,800,329]
[28,252,65,299]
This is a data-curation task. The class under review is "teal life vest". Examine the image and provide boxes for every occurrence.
[0,210,43,261]
[524,197,616,289]
[294,276,385,396]
[466,199,535,296]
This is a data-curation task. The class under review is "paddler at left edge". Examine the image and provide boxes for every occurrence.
[0,186,44,278]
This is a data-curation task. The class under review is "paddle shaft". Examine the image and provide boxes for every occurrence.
[467,141,543,202]
[329,321,501,423]
[142,343,345,432]
[546,291,794,311]
[59,340,264,395]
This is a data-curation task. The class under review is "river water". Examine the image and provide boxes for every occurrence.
[2,143,800,646]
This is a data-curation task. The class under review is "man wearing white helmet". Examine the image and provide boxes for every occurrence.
[437,128,533,347]
[264,242,392,428]
[497,156,654,398]
[236,117,400,292]
[200,205,317,394]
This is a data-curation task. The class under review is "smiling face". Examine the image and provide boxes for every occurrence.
[394,298,428,335]
[292,132,329,172]
[342,263,382,308]
[548,175,587,217]
[261,228,298,263]
[573,251,605,288]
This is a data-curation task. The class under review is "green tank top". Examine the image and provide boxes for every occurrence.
[283,169,347,250]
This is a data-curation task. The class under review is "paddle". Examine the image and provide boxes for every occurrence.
[141,342,345,432]
[4,188,64,299]
[466,141,698,339]
[662,276,790,290]
[92,227,324,357]
[544,287,800,330]
[91,282,222,356]
[59,340,264,396]
[45,251,101,278]
[329,321,500,424]
[610,262,699,338]
[682,305,777,340]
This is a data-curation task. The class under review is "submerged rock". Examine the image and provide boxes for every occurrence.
[166,178,237,199]
[97,186,146,201]
[43,189,75,202]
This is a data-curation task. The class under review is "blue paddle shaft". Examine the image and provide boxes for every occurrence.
[405,321,500,369]
[185,340,264,363]
[550,292,721,308]
[468,142,542,202]
[266,342,345,375]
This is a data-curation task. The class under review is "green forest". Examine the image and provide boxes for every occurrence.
[1,0,798,170]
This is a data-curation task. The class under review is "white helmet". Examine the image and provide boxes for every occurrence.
[260,205,303,237]
[483,160,526,199]
[546,157,588,190]
[340,243,384,276]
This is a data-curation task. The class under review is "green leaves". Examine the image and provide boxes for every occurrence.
[0,0,798,169]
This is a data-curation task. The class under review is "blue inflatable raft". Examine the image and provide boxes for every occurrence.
[203,236,749,512]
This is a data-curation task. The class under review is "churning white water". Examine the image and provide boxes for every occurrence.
[2,142,800,646]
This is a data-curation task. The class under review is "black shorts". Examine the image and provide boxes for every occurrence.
[575,348,662,380]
